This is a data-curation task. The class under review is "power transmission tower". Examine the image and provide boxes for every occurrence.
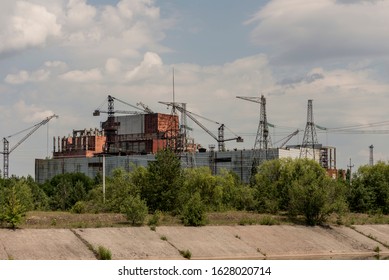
[300,99,319,160]
[369,144,374,166]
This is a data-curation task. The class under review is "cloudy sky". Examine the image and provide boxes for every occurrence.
[2,0,389,177]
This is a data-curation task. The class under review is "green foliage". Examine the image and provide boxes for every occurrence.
[97,246,112,260]
[148,210,162,226]
[1,185,26,229]
[43,173,93,211]
[288,160,347,225]
[181,192,207,226]
[349,162,389,214]
[179,249,192,259]
[179,167,220,211]
[120,195,148,226]
[252,158,347,225]
[71,201,87,214]
[259,215,279,225]
[142,149,182,212]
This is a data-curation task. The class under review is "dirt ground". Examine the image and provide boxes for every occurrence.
[1,224,388,260]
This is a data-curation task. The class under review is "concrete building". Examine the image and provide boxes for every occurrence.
[35,147,306,184]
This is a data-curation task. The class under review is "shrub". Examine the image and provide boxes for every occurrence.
[97,246,112,260]
[181,192,206,226]
[120,195,148,226]
[259,215,279,226]
[148,210,162,226]
[2,186,26,229]
[179,249,192,259]
[71,201,87,214]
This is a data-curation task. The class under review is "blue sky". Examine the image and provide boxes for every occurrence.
[1,0,389,177]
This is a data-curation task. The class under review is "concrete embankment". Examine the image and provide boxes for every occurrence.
[1,225,389,260]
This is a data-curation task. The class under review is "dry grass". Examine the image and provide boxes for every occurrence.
[19,210,389,229]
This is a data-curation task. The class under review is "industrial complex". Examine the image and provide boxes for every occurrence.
[34,94,337,183]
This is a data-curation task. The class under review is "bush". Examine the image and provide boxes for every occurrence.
[71,201,87,214]
[2,186,26,229]
[181,192,207,226]
[179,249,192,259]
[120,195,148,226]
[148,210,162,226]
[97,246,112,260]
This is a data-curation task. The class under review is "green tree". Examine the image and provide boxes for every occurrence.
[2,185,26,229]
[43,173,94,211]
[349,162,389,214]
[181,192,207,226]
[120,195,148,226]
[252,158,347,225]
[142,149,182,212]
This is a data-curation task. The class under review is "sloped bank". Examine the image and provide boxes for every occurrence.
[0,225,388,260]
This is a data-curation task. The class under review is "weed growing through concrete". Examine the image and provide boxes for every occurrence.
[179,249,192,259]
[160,235,167,241]
[97,246,112,260]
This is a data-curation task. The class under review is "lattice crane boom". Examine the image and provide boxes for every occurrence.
[2,114,58,179]
[159,101,243,152]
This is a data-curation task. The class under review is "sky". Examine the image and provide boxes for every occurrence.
[1,0,389,177]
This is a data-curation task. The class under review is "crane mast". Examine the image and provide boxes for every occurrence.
[2,114,58,179]
[159,102,243,152]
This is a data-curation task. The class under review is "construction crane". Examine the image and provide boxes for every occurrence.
[159,102,243,152]
[236,95,272,151]
[277,129,299,148]
[93,95,149,116]
[2,114,58,179]
[136,102,154,114]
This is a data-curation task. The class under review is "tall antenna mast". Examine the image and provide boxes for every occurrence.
[172,67,176,115]
[300,99,318,160]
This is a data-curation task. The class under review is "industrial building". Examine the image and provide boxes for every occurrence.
[34,96,339,183]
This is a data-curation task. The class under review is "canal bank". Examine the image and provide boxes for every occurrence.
[1,225,388,260]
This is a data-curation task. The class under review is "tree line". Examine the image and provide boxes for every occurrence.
[1,149,389,228]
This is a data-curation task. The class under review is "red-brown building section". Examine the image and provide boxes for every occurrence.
[53,113,179,159]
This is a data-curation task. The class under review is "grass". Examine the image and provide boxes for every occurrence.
[179,249,192,259]
[97,246,112,260]
[16,210,389,229]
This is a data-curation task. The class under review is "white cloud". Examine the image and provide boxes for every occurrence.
[126,52,163,80]
[5,69,50,84]
[60,68,102,82]
[0,1,61,54]
[66,0,97,29]
[247,0,389,64]
[13,100,55,123]
[105,58,122,74]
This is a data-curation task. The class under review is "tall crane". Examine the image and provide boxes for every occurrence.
[159,102,243,152]
[278,129,300,148]
[93,95,147,116]
[2,114,58,179]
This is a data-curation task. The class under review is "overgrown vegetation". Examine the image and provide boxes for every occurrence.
[3,149,389,228]
[97,246,112,260]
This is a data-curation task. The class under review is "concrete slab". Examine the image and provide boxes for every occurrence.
[233,225,386,259]
[0,229,96,260]
[75,227,182,260]
[354,225,389,248]
[0,243,8,259]
[2,225,389,260]
[156,226,263,260]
